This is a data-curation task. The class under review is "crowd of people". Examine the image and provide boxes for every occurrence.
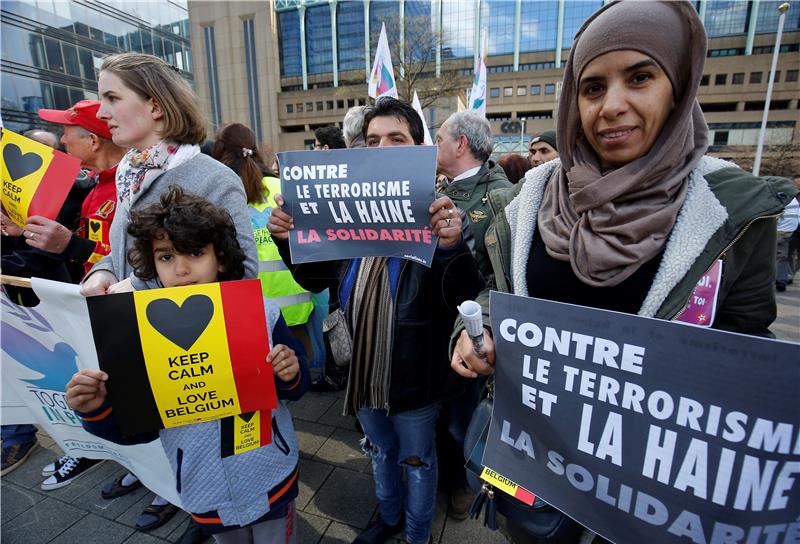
[2,1,798,543]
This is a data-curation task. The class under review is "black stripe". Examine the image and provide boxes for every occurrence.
[87,293,162,435]
[219,415,235,458]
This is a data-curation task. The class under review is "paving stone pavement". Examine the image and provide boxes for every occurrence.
[2,276,796,543]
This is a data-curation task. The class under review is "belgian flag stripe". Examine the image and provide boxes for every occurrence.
[28,151,80,220]
[220,281,277,413]
[87,292,162,435]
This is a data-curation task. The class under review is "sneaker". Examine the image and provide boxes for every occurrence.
[40,457,102,490]
[42,455,71,477]
[353,514,404,544]
[449,486,475,520]
[1,440,38,476]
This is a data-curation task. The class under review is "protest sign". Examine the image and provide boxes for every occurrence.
[86,279,277,435]
[1,129,80,228]
[484,291,800,544]
[278,146,438,266]
[1,279,182,506]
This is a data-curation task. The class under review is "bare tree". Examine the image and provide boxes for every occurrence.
[371,15,470,109]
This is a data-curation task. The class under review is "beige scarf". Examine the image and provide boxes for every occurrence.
[538,0,709,287]
[343,257,394,416]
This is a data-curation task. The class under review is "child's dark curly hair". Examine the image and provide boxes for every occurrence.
[127,186,245,282]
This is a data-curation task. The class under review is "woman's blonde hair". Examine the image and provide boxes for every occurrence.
[100,53,206,145]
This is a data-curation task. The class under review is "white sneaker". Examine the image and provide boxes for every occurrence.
[41,455,72,477]
[41,457,102,490]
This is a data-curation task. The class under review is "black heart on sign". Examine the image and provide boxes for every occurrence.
[239,412,256,423]
[3,143,43,182]
[89,222,101,233]
[145,295,215,351]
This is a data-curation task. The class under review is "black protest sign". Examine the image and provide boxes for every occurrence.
[278,146,438,266]
[484,291,800,544]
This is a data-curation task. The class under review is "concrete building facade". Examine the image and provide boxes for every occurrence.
[189,1,799,170]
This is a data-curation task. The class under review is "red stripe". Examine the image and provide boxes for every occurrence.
[269,469,298,505]
[220,280,277,413]
[81,406,113,422]
[514,486,535,506]
[28,151,81,220]
[191,514,222,524]
[260,409,273,446]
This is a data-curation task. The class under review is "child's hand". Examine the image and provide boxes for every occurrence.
[66,369,109,413]
[268,344,299,383]
[107,278,134,294]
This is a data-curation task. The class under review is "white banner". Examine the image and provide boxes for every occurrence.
[1,278,182,507]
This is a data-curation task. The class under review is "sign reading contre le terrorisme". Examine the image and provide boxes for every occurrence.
[278,146,438,267]
[87,279,277,435]
[484,291,800,544]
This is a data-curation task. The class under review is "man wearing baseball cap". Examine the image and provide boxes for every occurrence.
[0,100,125,491]
[21,100,126,277]
[528,129,559,168]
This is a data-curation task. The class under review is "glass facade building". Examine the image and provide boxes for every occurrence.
[1,0,192,133]
[274,0,799,90]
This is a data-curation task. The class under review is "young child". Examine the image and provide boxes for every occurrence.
[66,186,309,543]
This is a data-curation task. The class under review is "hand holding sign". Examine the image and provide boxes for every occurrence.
[23,215,72,253]
[268,344,299,382]
[66,368,109,413]
[267,193,292,241]
[429,196,462,249]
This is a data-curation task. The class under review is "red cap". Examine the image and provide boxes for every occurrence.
[38,100,113,140]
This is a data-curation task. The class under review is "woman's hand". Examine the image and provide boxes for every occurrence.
[66,369,108,413]
[430,196,462,249]
[451,328,496,378]
[267,194,294,242]
[107,278,134,294]
[268,344,299,382]
[80,270,118,296]
[23,216,72,254]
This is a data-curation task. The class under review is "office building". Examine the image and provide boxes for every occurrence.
[1,0,193,134]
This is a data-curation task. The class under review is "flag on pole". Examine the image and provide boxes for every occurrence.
[412,91,433,146]
[368,23,398,99]
[468,29,488,116]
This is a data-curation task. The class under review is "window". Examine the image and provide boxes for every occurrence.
[62,44,81,77]
[531,85,541,95]
[317,101,323,111]
[772,71,781,84]
[490,87,500,98]
[44,37,64,73]
[750,72,762,84]
[297,103,303,113]
[306,5,332,74]
[732,73,744,84]
[544,83,555,95]
[503,87,512,97]
[287,104,294,113]
[715,74,727,85]
[517,86,527,96]
[203,26,222,128]
[306,102,313,111]
[347,99,355,107]
[338,0,365,72]
[327,100,334,110]
[279,10,302,77]
[713,131,728,146]
[243,18,263,141]
[700,75,709,86]
[337,100,345,109]
[786,70,798,82]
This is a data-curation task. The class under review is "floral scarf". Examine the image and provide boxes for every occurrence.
[116,141,200,206]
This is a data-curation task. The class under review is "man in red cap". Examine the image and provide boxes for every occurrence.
[18,100,126,276]
[0,100,126,491]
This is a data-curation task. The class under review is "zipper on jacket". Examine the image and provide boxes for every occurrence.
[669,212,781,320]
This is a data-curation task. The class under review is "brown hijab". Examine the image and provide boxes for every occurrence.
[538,0,709,287]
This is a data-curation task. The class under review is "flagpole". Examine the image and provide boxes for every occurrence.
[752,2,790,176]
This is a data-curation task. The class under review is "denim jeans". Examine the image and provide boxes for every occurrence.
[357,403,441,544]
[1,424,37,447]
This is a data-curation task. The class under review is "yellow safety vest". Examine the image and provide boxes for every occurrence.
[250,176,313,326]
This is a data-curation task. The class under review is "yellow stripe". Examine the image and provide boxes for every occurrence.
[232,411,263,455]
[1,130,55,228]
[133,284,242,428]
[480,466,521,497]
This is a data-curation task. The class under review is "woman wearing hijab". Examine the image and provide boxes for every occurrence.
[450,1,797,542]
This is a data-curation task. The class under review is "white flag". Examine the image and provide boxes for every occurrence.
[412,91,433,146]
[468,29,488,116]
[368,23,398,99]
